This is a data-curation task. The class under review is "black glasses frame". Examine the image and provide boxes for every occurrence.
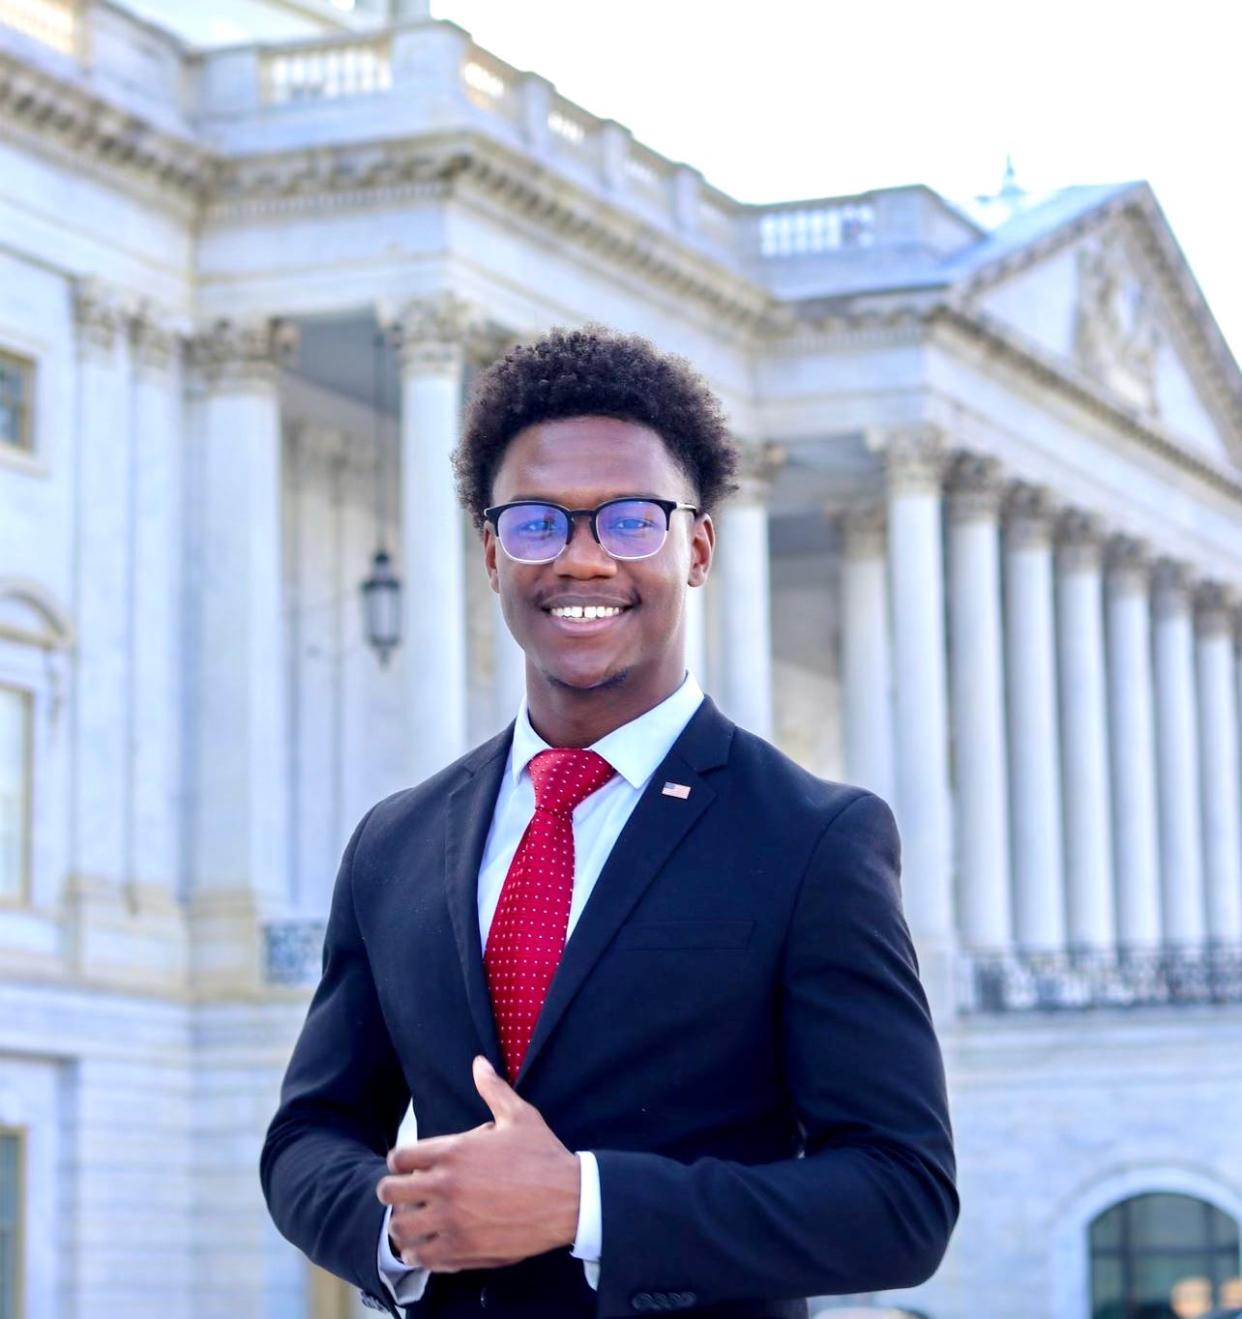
[483,496,699,563]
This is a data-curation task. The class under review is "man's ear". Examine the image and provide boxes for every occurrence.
[688,512,714,588]
[483,522,500,593]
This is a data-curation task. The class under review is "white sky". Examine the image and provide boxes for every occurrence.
[431,0,1242,362]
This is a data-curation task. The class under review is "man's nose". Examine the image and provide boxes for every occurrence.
[555,514,617,577]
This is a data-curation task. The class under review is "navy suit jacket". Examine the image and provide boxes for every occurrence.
[260,695,958,1318]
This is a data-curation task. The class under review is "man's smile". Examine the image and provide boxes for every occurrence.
[539,595,636,634]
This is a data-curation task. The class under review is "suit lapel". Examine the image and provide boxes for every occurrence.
[444,724,513,1070]
[516,697,734,1088]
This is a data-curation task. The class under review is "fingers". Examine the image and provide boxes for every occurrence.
[472,1054,526,1125]
[377,1168,438,1206]
[386,1134,459,1175]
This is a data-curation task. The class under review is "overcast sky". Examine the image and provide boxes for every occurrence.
[430,0,1240,363]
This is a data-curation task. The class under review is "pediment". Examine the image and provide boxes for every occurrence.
[959,194,1242,472]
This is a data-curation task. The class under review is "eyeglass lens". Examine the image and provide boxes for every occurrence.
[496,500,668,561]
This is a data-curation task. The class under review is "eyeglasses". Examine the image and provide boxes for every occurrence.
[483,496,699,564]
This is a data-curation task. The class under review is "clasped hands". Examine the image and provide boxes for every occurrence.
[377,1055,581,1273]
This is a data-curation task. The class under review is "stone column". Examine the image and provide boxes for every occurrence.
[1194,583,1242,943]
[1152,559,1206,945]
[876,425,954,963]
[683,578,708,687]
[186,317,297,985]
[1003,482,1066,953]
[391,293,478,782]
[1104,537,1163,947]
[716,443,781,739]
[1056,510,1116,951]
[839,502,895,806]
[945,454,1011,953]
[70,280,128,900]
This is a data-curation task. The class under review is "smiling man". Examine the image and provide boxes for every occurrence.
[261,326,958,1319]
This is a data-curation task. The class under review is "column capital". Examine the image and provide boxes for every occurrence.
[1056,509,1107,571]
[870,422,947,495]
[130,305,180,375]
[1195,580,1236,637]
[389,292,484,377]
[73,278,123,359]
[838,501,886,558]
[732,440,785,503]
[188,318,298,389]
[945,451,1004,522]
[1003,481,1058,549]
[1105,534,1153,589]
[1152,557,1194,619]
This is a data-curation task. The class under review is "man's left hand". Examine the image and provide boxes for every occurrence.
[377,1055,581,1272]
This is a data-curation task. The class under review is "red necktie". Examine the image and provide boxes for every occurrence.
[484,747,616,1079]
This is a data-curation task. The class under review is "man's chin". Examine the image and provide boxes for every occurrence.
[545,663,631,694]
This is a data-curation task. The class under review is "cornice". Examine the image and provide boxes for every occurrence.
[0,48,212,211]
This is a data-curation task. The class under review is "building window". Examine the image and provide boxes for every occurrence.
[0,685,32,902]
[0,352,33,452]
[1090,1192,1242,1319]
[0,1128,22,1319]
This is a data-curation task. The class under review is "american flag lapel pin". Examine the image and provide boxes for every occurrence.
[661,781,691,799]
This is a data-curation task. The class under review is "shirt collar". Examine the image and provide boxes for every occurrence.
[510,671,705,791]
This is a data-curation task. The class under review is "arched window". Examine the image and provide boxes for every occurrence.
[1090,1192,1241,1318]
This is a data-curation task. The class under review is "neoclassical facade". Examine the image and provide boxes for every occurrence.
[1,1,1241,1317]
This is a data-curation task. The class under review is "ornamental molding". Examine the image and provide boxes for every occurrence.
[1074,240,1160,418]
[387,291,485,377]
[0,49,211,212]
[838,502,886,558]
[732,440,786,503]
[867,422,946,496]
[945,451,1004,522]
[1055,509,1106,570]
[1104,534,1153,589]
[1152,557,1194,617]
[130,305,181,374]
[1002,480,1058,549]
[1194,580,1236,636]
[73,278,123,357]
[187,317,299,388]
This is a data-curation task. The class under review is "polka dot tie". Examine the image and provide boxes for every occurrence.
[484,747,617,1079]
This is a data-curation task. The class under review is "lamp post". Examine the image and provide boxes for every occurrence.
[361,325,402,664]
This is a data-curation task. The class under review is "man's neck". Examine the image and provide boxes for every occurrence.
[525,666,685,748]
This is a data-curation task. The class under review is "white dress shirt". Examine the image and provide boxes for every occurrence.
[379,672,706,1306]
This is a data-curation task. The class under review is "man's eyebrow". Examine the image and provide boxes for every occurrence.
[503,492,667,503]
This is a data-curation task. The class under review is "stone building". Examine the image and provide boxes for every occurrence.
[1,1,1240,1316]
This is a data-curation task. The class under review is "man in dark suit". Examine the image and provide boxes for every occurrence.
[261,326,958,1318]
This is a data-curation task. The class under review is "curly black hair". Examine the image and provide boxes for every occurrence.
[453,325,739,530]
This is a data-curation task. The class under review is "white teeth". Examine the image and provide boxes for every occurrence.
[550,604,624,620]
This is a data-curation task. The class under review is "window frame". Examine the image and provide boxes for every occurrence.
[0,350,34,455]
[0,683,33,908]
[0,1124,25,1319]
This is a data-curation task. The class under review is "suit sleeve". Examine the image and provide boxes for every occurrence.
[260,807,411,1315]
[592,791,959,1314]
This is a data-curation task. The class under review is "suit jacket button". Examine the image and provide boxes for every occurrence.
[479,1284,491,1309]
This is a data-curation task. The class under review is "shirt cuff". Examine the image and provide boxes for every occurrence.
[377,1202,431,1306]
[571,1150,601,1290]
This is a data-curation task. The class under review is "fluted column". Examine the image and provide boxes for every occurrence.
[683,578,708,685]
[1152,559,1206,944]
[838,502,895,804]
[1056,511,1116,950]
[1105,537,1162,947]
[716,443,780,738]
[1003,482,1065,952]
[70,281,129,900]
[391,293,479,781]
[128,309,182,899]
[876,424,954,954]
[945,454,1011,952]
[1194,583,1242,943]
[187,317,297,929]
